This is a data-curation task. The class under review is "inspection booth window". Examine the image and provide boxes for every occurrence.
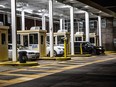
[57,35,64,44]
[46,36,55,45]
[29,33,38,44]
[75,37,82,41]
[1,33,6,45]
[46,36,49,44]
[90,37,95,44]
[17,34,20,44]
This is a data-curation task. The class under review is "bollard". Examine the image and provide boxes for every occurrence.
[80,43,83,55]
[64,38,67,58]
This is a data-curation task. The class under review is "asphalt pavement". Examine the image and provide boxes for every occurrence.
[0,54,116,87]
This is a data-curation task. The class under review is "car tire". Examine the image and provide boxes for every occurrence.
[47,50,57,57]
[54,50,57,57]
[95,50,100,55]
[47,52,50,57]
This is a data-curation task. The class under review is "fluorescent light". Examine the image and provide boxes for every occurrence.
[84,5,89,8]
[0,5,5,8]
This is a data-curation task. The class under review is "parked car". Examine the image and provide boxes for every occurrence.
[46,44,64,57]
[74,41,105,55]
[8,44,40,60]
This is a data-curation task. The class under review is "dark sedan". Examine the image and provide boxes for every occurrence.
[74,41,105,55]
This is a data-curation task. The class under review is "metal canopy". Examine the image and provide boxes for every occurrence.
[91,0,116,13]
[0,0,115,19]
[0,0,71,19]
[58,0,116,17]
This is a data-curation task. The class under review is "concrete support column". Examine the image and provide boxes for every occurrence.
[78,22,79,32]
[49,0,54,57]
[34,18,36,26]
[3,13,6,25]
[60,18,63,31]
[63,18,65,30]
[11,0,17,61]
[85,12,89,42]
[98,16,102,46]
[55,36,57,45]
[42,14,46,30]
[21,10,25,30]
[70,7,74,55]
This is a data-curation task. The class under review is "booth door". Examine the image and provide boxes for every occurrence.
[40,34,46,56]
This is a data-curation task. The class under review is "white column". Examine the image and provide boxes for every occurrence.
[70,7,74,55]
[49,0,54,57]
[3,13,6,25]
[63,18,65,30]
[21,10,25,30]
[34,19,36,26]
[55,36,58,45]
[98,16,102,46]
[85,12,89,42]
[42,14,46,30]
[60,18,63,31]
[11,0,17,61]
[78,22,79,32]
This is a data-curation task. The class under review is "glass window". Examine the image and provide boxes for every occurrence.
[34,34,38,44]
[23,35,28,46]
[57,35,64,44]
[8,45,12,49]
[1,33,6,45]
[90,21,94,29]
[29,33,38,44]
[101,18,106,28]
[75,37,82,41]
[17,34,20,44]
[90,37,95,43]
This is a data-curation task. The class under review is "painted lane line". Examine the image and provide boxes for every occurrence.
[1,57,116,87]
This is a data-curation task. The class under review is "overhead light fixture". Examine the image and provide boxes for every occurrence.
[99,11,102,13]
[0,5,5,8]
[90,12,94,15]
[84,5,89,8]
[75,8,78,10]
[16,2,29,8]
[55,0,58,3]
[38,10,42,12]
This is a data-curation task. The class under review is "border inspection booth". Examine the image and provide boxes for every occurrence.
[47,30,70,55]
[0,26,9,61]
[17,27,47,57]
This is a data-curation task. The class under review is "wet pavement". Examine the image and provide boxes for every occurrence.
[0,54,116,87]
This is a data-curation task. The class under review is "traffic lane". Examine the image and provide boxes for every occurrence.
[6,59,116,87]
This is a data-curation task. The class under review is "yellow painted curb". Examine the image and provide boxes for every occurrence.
[68,54,92,57]
[39,57,71,60]
[105,51,116,54]
[0,61,39,66]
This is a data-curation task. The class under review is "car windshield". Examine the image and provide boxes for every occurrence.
[84,42,93,46]
[8,44,29,50]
